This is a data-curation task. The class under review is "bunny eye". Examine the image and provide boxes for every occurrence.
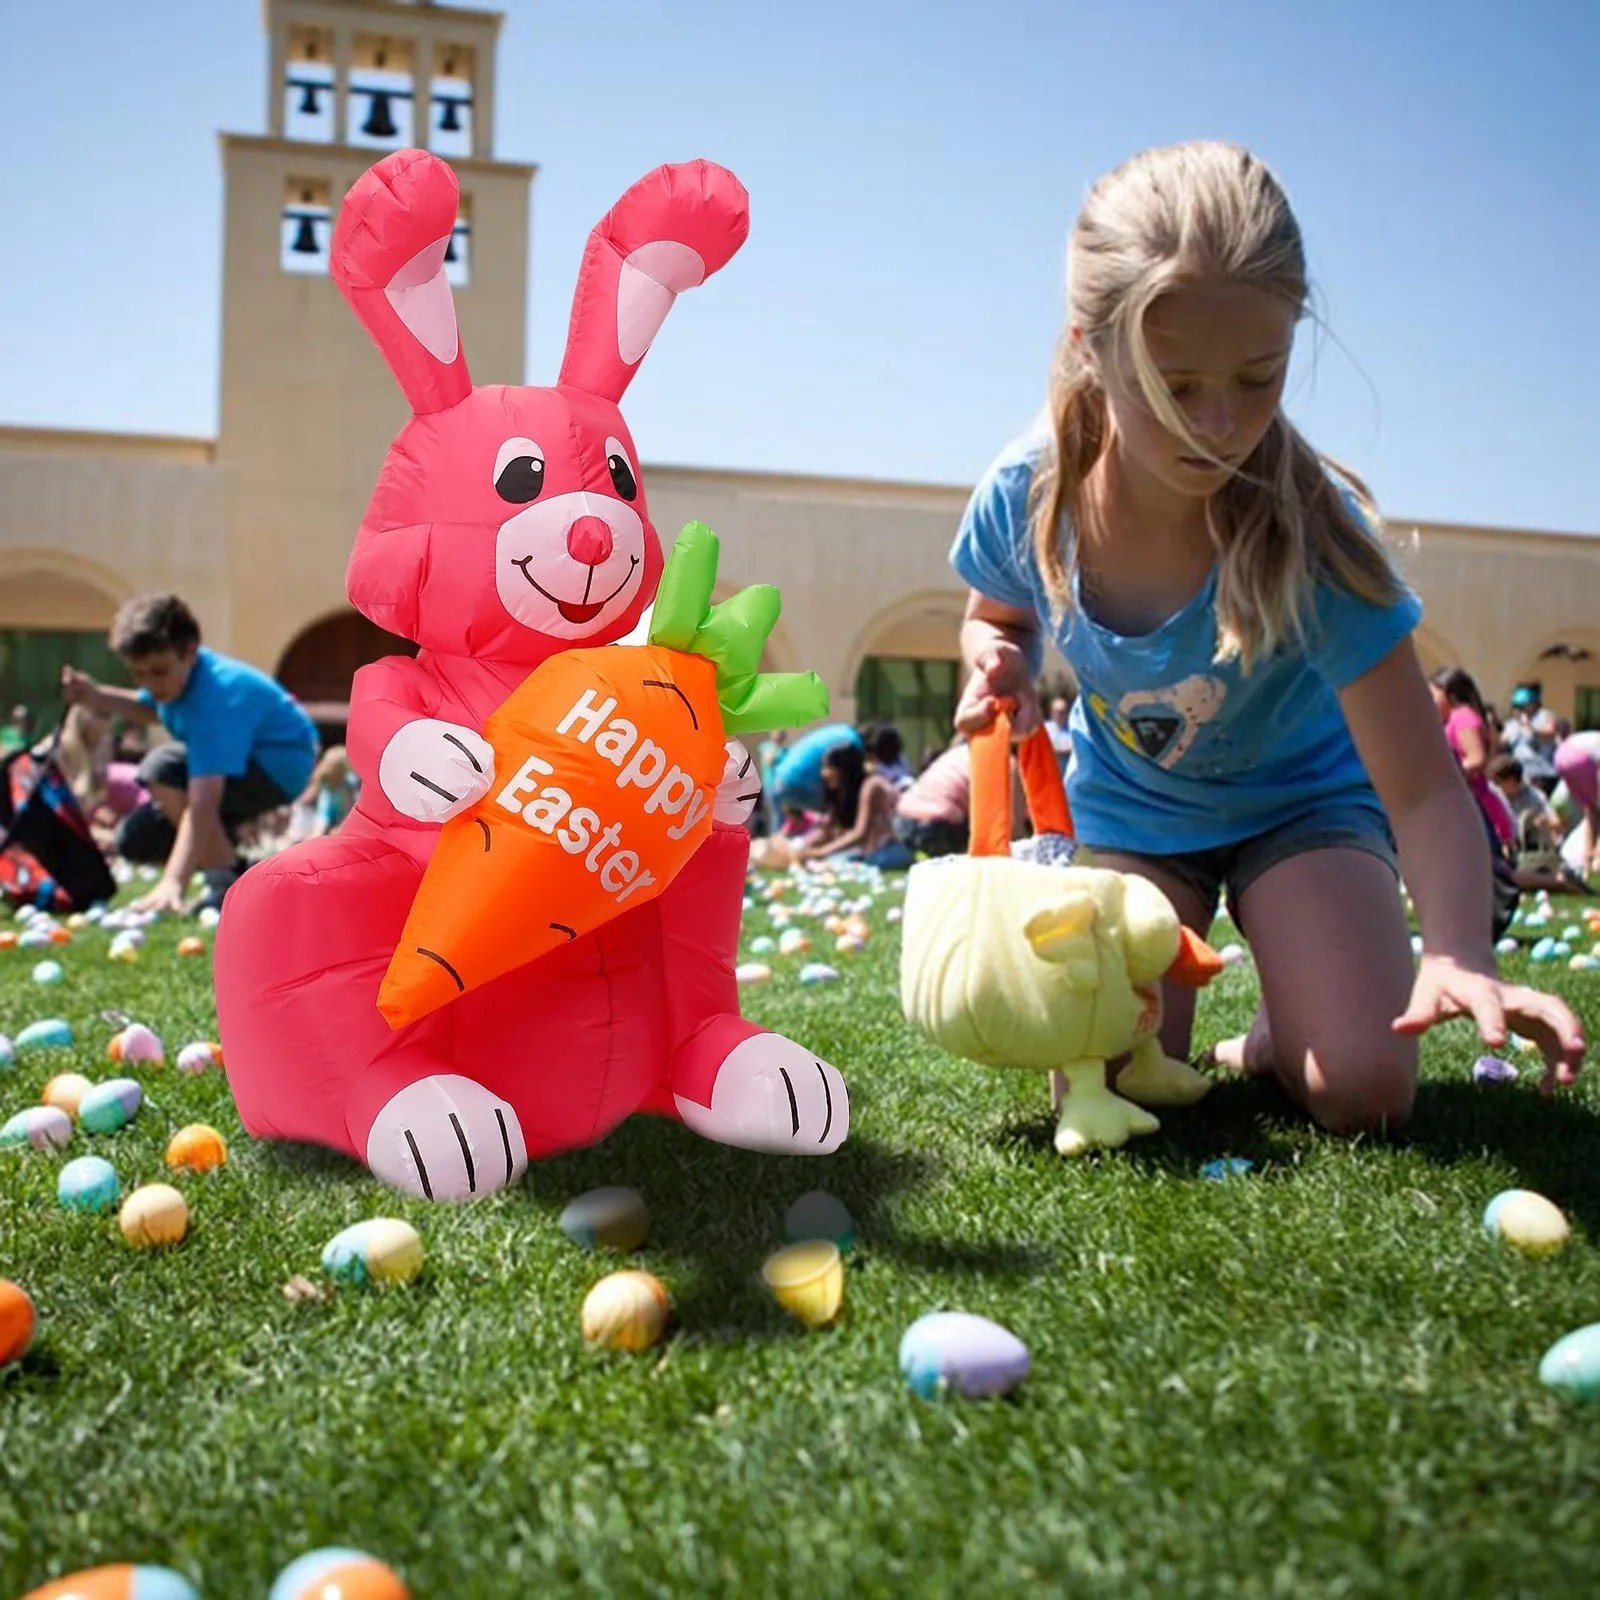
[494,437,545,503]
[604,436,638,503]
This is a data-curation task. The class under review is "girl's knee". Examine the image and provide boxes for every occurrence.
[1302,1048,1417,1135]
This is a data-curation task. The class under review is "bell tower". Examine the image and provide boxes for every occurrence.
[215,0,535,673]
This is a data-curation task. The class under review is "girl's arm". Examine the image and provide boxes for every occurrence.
[956,591,1046,735]
[1340,639,1584,1091]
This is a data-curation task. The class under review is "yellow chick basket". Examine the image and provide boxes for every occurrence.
[900,706,1222,1156]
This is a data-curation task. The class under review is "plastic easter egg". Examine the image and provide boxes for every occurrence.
[785,1189,855,1253]
[1570,955,1598,971]
[886,906,903,924]
[176,936,206,957]
[581,1269,670,1351]
[798,963,839,985]
[559,1186,649,1252]
[196,906,221,930]
[21,1567,200,1600]
[1495,936,1519,955]
[20,928,53,949]
[747,936,775,955]
[778,928,811,956]
[165,1124,228,1173]
[321,1219,425,1285]
[79,1077,144,1133]
[31,959,63,985]
[16,1018,72,1051]
[268,1548,410,1600]
[1539,1323,1600,1400]
[48,926,71,945]
[119,1183,189,1249]
[1,1278,35,1365]
[835,935,865,954]
[899,1311,1031,1399]
[1485,1190,1570,1256]
[761,1240,844,1327]
[107,941,139,964]
[1,1105,73,1151]
[0,1033,12,1071]
[58,1155,121,1212]
[1409,934,1424,956]
[175,1040,223,1074]
[1531,937,1557,963]
[735,962,773,986]
[1218,942,1247,966]
[109,1024,164,1067]
[42,1072,95,1118]
[0,929,16,949]
[1200,1157,1255,1181]
[1472,1055,1518,1085]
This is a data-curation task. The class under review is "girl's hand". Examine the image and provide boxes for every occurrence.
[1393,953,1585,1096]
[130,876,187,917]
[954,642,1040,736]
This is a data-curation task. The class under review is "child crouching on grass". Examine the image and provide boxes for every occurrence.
[61,594,318,916]
[951,139,1582,1133]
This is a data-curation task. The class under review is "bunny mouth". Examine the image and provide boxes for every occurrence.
[512,556,640,624]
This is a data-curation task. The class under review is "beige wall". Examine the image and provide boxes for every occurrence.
[0,429,227,637]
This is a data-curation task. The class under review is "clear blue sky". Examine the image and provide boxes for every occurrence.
[2,0,1596,533]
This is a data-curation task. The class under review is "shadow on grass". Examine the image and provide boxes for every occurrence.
[503,1115,1051,1340]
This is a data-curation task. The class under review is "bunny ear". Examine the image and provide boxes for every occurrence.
[331,149,472,415]
[558,160,749,403]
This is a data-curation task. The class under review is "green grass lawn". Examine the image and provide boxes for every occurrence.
[4,873,1600,1599]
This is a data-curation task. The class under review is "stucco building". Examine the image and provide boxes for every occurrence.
[3,0,1597,764]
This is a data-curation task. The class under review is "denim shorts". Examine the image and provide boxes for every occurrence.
[1103,804,1400,931]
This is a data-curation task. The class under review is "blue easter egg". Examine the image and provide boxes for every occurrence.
[0,1035,13,1072]
[1200,1157,1255,1181]
[78,1077,144,1133]
[748,936,775,954]
[785,1189,856,1252]
[899,1311,1030,1399]
[130,1569,202,1600]
[58,1155,120,1212]
[1531,938,1557,962]
[798,962,839,986]
[1539,1323,1600,1399]
[30,960,63,985]
[15,1018,73,1051]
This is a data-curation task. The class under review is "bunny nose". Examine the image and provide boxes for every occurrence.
[565,515,614,566]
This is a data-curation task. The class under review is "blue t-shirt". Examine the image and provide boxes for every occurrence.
[141,647,318,798]
[949,432,1424,855]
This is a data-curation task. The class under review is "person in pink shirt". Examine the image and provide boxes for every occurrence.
[1430,667,1515,851]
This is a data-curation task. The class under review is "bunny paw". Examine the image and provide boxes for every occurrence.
[713,739,761,826]
[379,718,496,823]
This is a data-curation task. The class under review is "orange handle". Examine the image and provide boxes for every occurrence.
[969,702,1073,857]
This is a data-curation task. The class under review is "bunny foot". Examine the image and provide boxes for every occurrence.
[674,1031,849,1155]
[364,1074,528,1201]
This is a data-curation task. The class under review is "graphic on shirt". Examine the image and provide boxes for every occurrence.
[1087,674,1228,770]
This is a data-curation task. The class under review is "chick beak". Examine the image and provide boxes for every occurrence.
[1167,925,1225,987]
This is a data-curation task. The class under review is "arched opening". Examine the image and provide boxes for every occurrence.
[275,610,419,745]
[846,592,965,768]
[1513,626,1600,731]
[0,561,131,745]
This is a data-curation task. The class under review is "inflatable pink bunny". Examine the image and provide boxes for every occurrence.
[214,150,849,1199]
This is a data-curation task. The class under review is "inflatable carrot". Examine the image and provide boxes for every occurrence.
[378,522,827,1026]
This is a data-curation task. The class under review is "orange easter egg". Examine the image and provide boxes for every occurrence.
[165,1124,228,1173]
[1,1279,35,1365]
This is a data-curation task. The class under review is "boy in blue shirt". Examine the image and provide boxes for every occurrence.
[61,594,318,915]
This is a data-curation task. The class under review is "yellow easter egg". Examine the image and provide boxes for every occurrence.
[166,1124,228,1173]
[581,1270,670,1351]
[119,1183,189,1249]
[41,1073,94,1120]
[761,1240,844,1327]
[1494,1191,1571,1256]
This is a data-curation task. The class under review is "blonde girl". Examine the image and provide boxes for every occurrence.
[951,140,1582,1131]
